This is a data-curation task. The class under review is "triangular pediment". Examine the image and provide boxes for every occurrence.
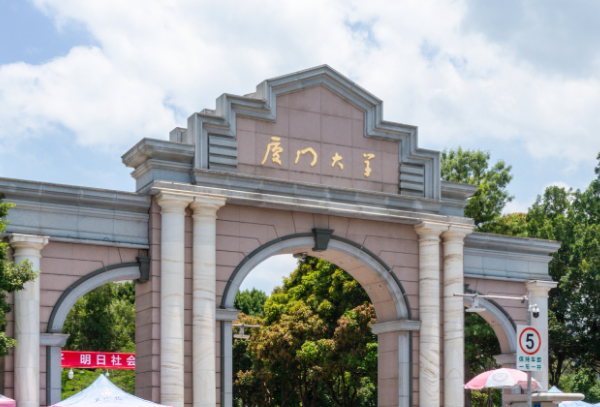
[124,65,441,200]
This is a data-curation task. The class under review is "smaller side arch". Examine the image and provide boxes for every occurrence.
[45,259,148,406]
[47,261,145,333]
[463,295,518,354]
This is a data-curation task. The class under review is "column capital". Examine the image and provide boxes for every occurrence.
[370,319,421,335]
[526,280,558,294]
[9,233,49,257]
[414,221,448,239]
[493,353,516,366]
[156,192,194,215]
[442,224,475,242]
[189,195,226,218]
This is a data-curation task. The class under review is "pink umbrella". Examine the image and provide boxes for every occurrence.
[465,368,541,390]
[0,394,15,407]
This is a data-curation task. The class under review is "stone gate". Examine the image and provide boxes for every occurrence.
[0,66,559,407]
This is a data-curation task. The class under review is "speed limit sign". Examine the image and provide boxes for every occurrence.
[516,325,544,371]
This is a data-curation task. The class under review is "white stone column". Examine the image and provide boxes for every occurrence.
[414,222,447,407]
[9,233,49,407]
[441,226,473,407]
[526,280,557,391]
[189,196,225,407]
[157,192,194,407]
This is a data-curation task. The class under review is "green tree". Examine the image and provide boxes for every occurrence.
[64,282,135,352]
[233,257,376,407]
[0,202,38,355]
[464,312,501,407]
[441,147,514,228]
[62,281,136,396]
[234,288,268,317]
[478,152,600,393]
[299,304,378,407]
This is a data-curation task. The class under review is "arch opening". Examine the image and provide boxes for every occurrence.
[221,235,411,322]
[45,262,145,405]
[220,234,416,407]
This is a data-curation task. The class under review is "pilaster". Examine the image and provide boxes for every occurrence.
[9,233,49,407]
[441,225,473,407]
[189,195,226,407]
[414,222,448,407]
[526,280,557,391]
[156,192,194,407]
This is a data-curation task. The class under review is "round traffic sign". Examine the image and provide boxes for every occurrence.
[519,327,541,355]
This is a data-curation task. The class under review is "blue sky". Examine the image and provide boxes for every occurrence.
[1,1,599,293]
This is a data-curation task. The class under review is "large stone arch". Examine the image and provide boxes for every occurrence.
[218,233,418,407]
[44,259,149,405]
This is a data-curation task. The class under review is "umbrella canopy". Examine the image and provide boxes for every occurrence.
[560,402,598,407]
[465,368,541,390]
[0,394,15,407]
[51,375,171,407]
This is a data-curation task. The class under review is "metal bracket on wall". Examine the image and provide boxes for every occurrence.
[312,228,334,252]
[136,256,151,283]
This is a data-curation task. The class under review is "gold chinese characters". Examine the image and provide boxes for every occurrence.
[363,153,375,177]
[260,139,374,178]
[261,137,283,166]
[331,153,343,170]
[295,147,318,167]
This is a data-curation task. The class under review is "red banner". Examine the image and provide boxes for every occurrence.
[61,351,135,369]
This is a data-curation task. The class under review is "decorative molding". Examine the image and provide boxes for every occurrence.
[46,262,146,333]
[40,333,69,347]
[494,353,516,366]
[370,319,421,334]
[0,176,151,246]
[136,256,151,283]
[312,228,334,252]
[465,232,561,256]
[150,181,473,228]
[216,309,240,321]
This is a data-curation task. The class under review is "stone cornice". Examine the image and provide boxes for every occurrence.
[370,319,421,334]
[465,232,561,256]
[216,309,240,321]
[149,180,474,226]
[0,176,150,214]
[0,177,151,247]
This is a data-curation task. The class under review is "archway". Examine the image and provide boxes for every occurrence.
[44,258,149,405]
[218,233,418,407]
[463,294,517,355]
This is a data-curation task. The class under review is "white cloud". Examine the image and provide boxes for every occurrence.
[240,254,298,295]
[503,181,572,214]
[503,199,531,215]
[1,0,599,168]
[543,181,571,191]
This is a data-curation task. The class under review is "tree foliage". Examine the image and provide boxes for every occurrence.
[464,312,501,407]
[233,257,376,407]
[478,152,600,392]
[441,147,514,228]
[234,288,268,317]
[62,281,136,396]
[0,202,38,356]
[64,281,136,353]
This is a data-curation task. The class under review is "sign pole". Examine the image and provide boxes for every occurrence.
[527,371,532,407]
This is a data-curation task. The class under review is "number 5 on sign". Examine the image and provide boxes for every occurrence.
[516,325,544,372]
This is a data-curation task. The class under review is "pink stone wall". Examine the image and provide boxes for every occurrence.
[237,85,400,194]
[2,241,143,406]
[0,199,530,407]
[214,204,421,406]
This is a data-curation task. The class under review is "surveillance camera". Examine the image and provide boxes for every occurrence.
[532,305,540,319]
